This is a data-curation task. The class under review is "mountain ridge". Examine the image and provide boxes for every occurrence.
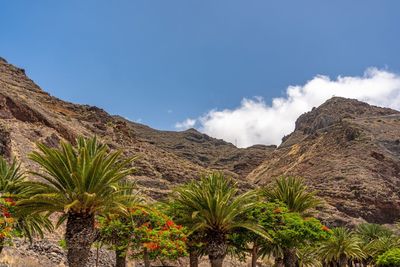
[2,57,400,226]
[247,97,400,224]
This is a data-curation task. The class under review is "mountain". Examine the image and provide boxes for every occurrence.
[2,57,400,265]
[2,56,400,226]
[0,57,273,199]
[247,97,400,224]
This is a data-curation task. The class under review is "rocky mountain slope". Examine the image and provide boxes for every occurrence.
[0,57,273,199]
[247,97,400,225]
[2,57,400,225]
[1,57,400,265]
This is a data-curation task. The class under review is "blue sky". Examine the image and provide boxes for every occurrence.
[1,1,400,145]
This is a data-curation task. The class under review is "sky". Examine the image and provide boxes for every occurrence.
[1,1,400,147]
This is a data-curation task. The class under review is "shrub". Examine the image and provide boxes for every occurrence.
[376,248,400,266]
[0,197,18,241]
[98,207,188,262]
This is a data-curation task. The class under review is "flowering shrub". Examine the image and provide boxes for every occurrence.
[98,207,187,262]
[129,207,187,260]
[0,197,17,240]
[239,202,331,256]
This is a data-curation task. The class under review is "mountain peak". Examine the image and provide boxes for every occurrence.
[295,97,398,134]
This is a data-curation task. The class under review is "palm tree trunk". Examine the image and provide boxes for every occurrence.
[207,233,227,267]
[144,248,150,267]
[210,257,225,267]
[115,248,126,267]
[189,249,199,267]
[96,245,99,267]
[65,212,96,267]
[338,255,347,267]
[251,245,259,267]
[283,248,297,267]
[0,237,4,255]
[275,257,284,267]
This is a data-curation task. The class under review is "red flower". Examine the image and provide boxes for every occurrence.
[166,220,174,227]
[3,212,11,218]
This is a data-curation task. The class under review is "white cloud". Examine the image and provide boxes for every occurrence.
[176,68,400,147]
[175,118,196,130]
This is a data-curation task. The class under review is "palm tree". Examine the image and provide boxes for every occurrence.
[263,176,320,266]
[318,227,365,266]
[356,223,393,265]
[264,176,320,214]
[364,235,400,260]
[172,172,269,267]
[297,246,322,267]
[258,241,284,267]
[19,136,136,267]
[0,156,53,253]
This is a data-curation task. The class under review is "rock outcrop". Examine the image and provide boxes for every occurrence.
[0,57,272,199]
[247,97,400,225]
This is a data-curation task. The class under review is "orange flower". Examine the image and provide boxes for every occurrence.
[5,218,14,224]
[273,208,282,214]
[321,225,330,232]
[144,242,159,251]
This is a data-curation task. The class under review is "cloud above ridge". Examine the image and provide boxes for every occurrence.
[175,118,196,130]
[175,68,400,147]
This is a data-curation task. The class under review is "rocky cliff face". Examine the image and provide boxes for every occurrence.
[2,57,400,226]
[247,97,400,225]
[2,57,400,265]
[0,57,273,199]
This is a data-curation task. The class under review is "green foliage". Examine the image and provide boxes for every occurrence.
[274,212,330,249]
[233,201,329,264]
[58,239,67,250]
[264,176,320,214]
[376,248,400,266]
[170,172,269,265]
[161,200,206,257]
[98,206,187,261]
[297,246,322,267]
[367,235,400,259]
[318,227,365,263]
[20,136,136,219]
[172,173,265,237]
[0,197,18,241]
[128,207,187,260]
[354,223,396,264]
[98,215,135,253]
[0,156,53,243]
[356,223,393,244]
[0,157,26,195]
